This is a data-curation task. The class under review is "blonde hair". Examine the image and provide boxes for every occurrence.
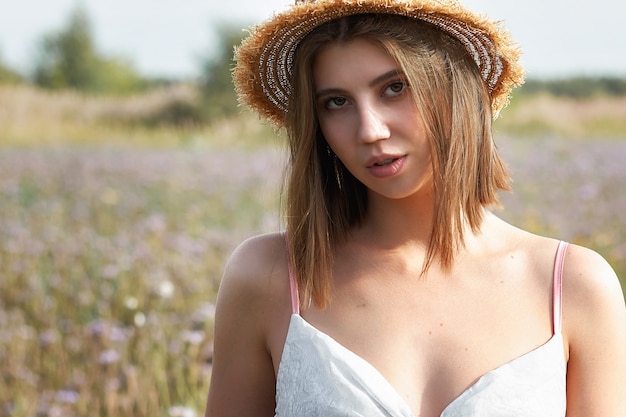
[285,14,510,308]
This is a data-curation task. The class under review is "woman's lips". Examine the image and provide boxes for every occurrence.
[367,155,406,178]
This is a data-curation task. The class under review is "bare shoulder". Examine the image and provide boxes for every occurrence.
[517,235,625,326]
[495,221,623,307]
[214,231,291,343]
[495,222,625,344]
[219,231,289,305]
[560,243,625,321]
[560,243,626,416]
[515,232,626,413]
[205,232,289,417]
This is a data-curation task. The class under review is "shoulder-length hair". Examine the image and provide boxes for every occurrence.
[284,14,510,308]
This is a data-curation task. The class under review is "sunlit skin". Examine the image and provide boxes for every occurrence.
[313,38,433,206]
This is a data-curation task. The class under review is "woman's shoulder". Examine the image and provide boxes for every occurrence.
[212,231,292,358]
[489,219,622,306]
[560,242,618,284]
[517,231,621,301]
[519,235,623,312]
[207,232,291,415]
[219,232,290,305]
[558,242,624,324]
[558,243,626,412]
[517,232,624,347]
[225,232,288,278]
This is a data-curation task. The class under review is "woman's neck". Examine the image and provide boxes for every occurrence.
[357,189,436,250]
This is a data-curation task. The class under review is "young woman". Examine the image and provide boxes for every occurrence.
[205,1,626,416]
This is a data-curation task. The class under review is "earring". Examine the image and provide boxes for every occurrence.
[326,145,343,190]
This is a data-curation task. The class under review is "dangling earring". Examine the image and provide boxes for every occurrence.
[326,145,343,190]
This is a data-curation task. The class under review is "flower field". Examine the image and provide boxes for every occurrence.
[0,85,624,416]
[0,145,284,416]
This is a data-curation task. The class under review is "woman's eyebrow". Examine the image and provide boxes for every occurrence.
[315,87,345,99]
[368,69,404,87]
[315,69,404,98]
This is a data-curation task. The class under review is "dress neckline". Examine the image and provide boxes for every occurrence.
[282,313,564,417]
[280,239,569,416]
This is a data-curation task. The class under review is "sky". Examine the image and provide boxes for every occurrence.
[0,0,625,80]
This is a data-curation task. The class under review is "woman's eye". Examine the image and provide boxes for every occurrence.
[325,96,348,109]
[385,81,406,96]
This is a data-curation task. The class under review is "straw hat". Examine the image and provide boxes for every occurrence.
[233,0,524,126]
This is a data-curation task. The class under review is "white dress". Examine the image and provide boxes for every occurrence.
[274,242,568,417]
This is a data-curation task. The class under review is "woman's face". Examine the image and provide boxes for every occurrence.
[312,38,433,201]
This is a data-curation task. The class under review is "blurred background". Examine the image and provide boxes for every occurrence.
[0,1,624,416]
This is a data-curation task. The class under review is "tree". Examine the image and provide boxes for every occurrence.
[0,58,23,85]
[199,25,245,121]
[33,6,145,94]
[34,6,96,90]
[521,76,626,98]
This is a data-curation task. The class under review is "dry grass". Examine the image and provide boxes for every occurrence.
[0,84,186,143]
[494,93,626,139]
[0,84,278,149]
[1,85,625,149]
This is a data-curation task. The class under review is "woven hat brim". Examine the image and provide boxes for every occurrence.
[234,0,524,126]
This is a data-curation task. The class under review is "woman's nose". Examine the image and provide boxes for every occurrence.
[356,105,391,143]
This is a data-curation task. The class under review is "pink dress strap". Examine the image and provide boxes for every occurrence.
[552,241,568,334]
[284,233,300,315]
